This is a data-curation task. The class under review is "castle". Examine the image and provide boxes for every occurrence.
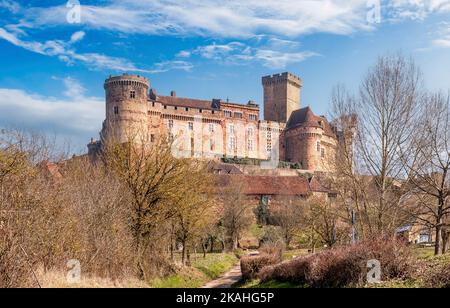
[88,72,343,172]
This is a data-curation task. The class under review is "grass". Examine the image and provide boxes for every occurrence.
[413,246,436,260]
[235,279,306,288]
[150,253,238,288]
[282,249,313,261]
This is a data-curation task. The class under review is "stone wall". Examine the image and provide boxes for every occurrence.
[262,72,302,123]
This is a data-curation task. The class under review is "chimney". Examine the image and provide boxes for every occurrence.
[170,90,177,97]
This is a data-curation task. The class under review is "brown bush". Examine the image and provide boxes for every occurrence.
[259,238,415,288]
[418,255,450,288]
[241,244,283,280]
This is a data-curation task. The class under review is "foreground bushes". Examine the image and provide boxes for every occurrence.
[241,245,283,280]
[259,239,415,288]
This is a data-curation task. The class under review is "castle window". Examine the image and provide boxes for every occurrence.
[210,139,215,152]
[209,123,215,133]
[168,119,174,130]
[249,114,258,121]
[199,109,203,113]
[229,136,236,151]
[212,111,215,114]
[267,130,272,153]
[321,148,325,158]
[188,122,194,131]
[248,139,254,152]
[114,106,119,115]
[151,134,155,143]
[248,127,255,151]
[152,102,155,107]
[185,107,189,112]
[229,124,235,134]
[164,105,167,109]
[234,112,243,119]
[224,110,232,118]
[317,141,321,152]
[130,91,136,99]
[175,106,178,110]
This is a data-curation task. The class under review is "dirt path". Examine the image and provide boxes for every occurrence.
[201,263,242,289]
[202,251,258,289]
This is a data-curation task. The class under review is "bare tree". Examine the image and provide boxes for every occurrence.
[331,54,423,238]
[171,161,217,266]
[269,197,305,247]
[221,177,253,251]
[401,93,450,255]
[104,134,189,279]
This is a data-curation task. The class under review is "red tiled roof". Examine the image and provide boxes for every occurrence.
[39,161,62,179]
[157,96,215,110]
[215,174,323,196]
[287,106,336,137]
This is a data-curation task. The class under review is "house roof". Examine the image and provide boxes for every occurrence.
[157,96,216,110]
[215,174,332,196]
[286,106,336,137]
[209,162,243,175]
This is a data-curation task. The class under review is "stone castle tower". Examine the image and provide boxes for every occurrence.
[262,72,302,123]
[89,72,342,173]
[102,74,150,143]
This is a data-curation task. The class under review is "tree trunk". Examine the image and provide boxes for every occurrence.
[435,225,442,256]
[202,241,207,258]
[181,239,187,266]
[210,237,215,253]
[442,230,449,254]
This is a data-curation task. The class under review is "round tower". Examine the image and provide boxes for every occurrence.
[102,74,149,144]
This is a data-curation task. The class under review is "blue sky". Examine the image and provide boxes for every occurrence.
[0,0,449,152]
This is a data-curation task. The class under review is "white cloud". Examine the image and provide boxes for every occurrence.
[0,27,193,74]
[69,31,85,44]
[15,0,374,38]
[62,77,86,98]
[184,41,318,69]
[0,0,20,13]
[431,22,450,47]
[387,0,450,20]
[0,87,104,142]
[254,49,319,68]
[148,60,193,74]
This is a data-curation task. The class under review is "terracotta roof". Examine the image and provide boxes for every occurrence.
[216,174,317,196]
[286,106,336,137]
[209,162,243,175]
[39,161,62,179]
[157,96,216,110]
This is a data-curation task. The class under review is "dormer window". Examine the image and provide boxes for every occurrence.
[130,91,136,99]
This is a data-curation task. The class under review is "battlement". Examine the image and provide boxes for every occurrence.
[104,74,149,89]
[262,72,302,88]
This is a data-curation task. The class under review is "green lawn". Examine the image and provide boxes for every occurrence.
[150,253,238,288]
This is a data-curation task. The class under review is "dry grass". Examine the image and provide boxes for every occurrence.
[36,268,149,288]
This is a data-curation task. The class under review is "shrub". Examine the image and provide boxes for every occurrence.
[419,255,450,288]
[259,238,415,288]
[241,244,283,280]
